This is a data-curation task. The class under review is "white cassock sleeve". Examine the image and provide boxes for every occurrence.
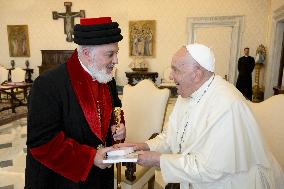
[145,124,226,183]
[145,121,171,154]
[160,153,224,183]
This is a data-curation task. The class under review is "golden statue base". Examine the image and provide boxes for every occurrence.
[252,85,264,103]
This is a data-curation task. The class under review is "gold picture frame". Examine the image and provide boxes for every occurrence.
[7,25,30,57]
[129,20,155,57]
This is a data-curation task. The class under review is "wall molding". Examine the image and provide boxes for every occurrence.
[187,16,245,84]
[265,6,284,98]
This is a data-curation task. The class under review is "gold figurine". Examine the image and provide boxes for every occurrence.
[113,107,122,189]
[113,107,122,131]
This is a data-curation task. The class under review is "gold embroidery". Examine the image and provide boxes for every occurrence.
[97,100,102,127]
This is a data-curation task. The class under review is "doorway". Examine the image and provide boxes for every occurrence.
[195,26,232,80]
[265,6,284,98]
[187,16,244,84]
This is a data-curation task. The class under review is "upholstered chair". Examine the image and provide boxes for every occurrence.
[0,66,8,84]
[112,67,117,80]
[248,94,284,170]
[0,66,9,101]
[11,67,25,83]
[114,79,170,189]
[9,67,27,100]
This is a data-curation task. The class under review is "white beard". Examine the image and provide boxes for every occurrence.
[87,64,113,83]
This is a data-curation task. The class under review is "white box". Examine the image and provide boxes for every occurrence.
[103,153,138,164]
[106,147,134,157]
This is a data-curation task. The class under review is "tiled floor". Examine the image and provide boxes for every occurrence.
[0,98,177,189]
[0,118,27,189]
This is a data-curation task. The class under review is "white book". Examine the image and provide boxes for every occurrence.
[103,147,137,164]
[106,147,134,157]
[103,152,138,164]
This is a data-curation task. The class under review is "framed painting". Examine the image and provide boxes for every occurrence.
[7,25,30,57]
[129,20,155,57]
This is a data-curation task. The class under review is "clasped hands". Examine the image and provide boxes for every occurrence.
[94,124,160,169]
[113,142,161,168]
[94,142,161,169]
[94,123,126,169]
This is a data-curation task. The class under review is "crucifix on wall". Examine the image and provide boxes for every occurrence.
[52,2,85,42]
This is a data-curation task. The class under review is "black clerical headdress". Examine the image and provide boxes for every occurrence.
[73,17,123,45]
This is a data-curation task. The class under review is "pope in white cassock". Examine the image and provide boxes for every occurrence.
[117,44,284,189]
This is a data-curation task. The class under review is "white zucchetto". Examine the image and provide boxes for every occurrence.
[186,43,215,72]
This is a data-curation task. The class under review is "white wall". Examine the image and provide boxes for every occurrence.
[264,1,284,98]
[271,0,284,11]
[0,0,269,86]
[195,26,232,79]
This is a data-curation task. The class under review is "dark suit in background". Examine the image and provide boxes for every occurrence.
[236,55,255,101]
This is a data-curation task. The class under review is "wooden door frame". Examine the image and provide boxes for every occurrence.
[187,16,245,84]
[265,5,284,98]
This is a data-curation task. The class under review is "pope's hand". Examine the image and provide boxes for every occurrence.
[111,123,126,141]
[113,142,150,151]
[136,151,161,168]
[94,147,113,169]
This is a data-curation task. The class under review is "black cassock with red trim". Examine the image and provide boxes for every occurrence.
[25,17,124,189]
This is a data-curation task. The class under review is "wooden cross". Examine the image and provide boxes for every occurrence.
[52,2,85,42]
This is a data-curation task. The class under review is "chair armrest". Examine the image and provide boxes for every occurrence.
[122,132,159,181]
[165,183,180,189]
[123,162,137,181]
[149,133,159,140]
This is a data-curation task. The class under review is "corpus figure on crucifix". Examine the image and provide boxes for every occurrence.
[52,2,85,42]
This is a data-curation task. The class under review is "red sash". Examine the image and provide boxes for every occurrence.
[66,50,112,142]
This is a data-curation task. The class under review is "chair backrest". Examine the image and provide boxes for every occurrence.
[0,66,8,84]
[248,94,284,170]
[11,67,25,82]
[122,79,170,143]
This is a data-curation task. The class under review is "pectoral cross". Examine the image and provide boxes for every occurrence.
[52,2,85,42]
